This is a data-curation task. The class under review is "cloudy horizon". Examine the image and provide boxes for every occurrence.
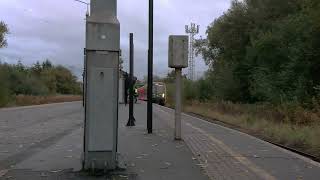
[0,0,231,80]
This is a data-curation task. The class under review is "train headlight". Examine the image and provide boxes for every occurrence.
[162,93,165,98]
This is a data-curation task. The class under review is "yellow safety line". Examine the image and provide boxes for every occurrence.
[185,122,276,180]
[155,106,276,180]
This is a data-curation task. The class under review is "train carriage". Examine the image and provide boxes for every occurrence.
[137,82,166,106]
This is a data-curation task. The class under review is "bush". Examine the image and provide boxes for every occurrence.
[0,60,82,107]
[0,63,11,107]
[0,83,11,107]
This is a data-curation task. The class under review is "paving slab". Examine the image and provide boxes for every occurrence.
[0,102,209,180]
[3,101,319,180]
[154,104,320,180]
[118,102,209,180]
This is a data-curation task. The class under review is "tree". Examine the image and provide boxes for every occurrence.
[42,59,53,69]
[0,62,11,106]
[119,57,124,71]
[195,0,320,105]
[0,21,9,48]
[32,61,42,75]
[54,65,80,94]
[163,70,175,83]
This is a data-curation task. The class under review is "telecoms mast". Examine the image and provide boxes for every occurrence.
[185,23,199,81]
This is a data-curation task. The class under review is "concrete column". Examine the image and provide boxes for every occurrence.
[175,68,182,140]
[84,0,120,171]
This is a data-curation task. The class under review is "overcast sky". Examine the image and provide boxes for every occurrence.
[0,0,231,79]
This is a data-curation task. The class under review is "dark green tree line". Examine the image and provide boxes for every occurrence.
[195,0,320,105]
[0,60,82,106]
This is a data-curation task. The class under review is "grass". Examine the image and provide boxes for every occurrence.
[179,101,320,158]
[3,95,82,107]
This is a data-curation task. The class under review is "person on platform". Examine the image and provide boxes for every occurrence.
[124,72,129,106]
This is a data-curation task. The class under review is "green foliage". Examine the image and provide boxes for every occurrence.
[119,57,124,71]
[0,21,9,48]
[54,66,81,95]
[183,79,197,101]
[163,70,176,84]
[196,77,214,102]
[195,0,320,105]
[0,63,11,106]
[0,60,82,107]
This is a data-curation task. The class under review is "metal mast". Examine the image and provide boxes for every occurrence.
[185,23,199,81]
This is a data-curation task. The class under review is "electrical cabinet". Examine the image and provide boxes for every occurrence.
[168,35,189,68]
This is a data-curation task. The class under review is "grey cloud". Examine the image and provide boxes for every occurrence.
[0,0,231,79]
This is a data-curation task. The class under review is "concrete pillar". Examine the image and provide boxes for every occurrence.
[83,0,120,171]
[175,68,182,140]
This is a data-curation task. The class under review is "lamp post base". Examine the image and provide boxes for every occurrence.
[126,117,136,126]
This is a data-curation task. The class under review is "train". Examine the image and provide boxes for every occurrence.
[137,82,166,106]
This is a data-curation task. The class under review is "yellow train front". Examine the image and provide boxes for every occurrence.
[152,82,166,106]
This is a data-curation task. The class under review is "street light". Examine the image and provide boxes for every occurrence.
[147,0,153,134]
[74,0,90,16]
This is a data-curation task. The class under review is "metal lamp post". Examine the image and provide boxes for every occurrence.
[127,33,136,126]
[147,0,154,134]
[74,0,90,16]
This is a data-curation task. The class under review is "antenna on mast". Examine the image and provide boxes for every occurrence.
[185,22,200,81]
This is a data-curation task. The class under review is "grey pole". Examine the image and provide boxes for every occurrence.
[175,68,182,140]
[147,0,154,134]
[127,33,136,126]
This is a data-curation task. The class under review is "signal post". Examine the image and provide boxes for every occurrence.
[168,35,189,140]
